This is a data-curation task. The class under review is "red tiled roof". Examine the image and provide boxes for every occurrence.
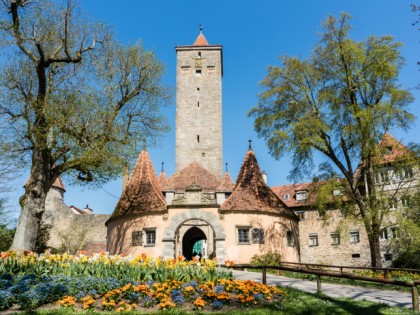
[167,161,221,191]
[376,133,413,164]
[220,150,297,218]
[158,171,171,190]
[193,32,209,46]
[217,172,235,191]
[52,176,66,192]
[110,150,166,221]
[271,182,314,208]
[24,175,66,192]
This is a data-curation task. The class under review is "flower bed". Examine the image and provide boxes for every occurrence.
[0,251,285,312]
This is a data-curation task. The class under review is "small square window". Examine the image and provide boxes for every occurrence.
[295,211,305,220]
[401,196,412,207]
[390,226,399,239]
[145,229,156,246]
[132,231,143,246]
[207,67,215,74]
[384,253,393,261]
[380,228,388,240]
[286,231,294,247]
[195,69,202,76]
[350,230,360,243]
[309,234,318,247]
[331,232,340,245]
[251,228,264,244]
[237,227,250,244]
[283,194,289,200]
[296,191,307,201]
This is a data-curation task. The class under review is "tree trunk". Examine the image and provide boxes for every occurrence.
[367,232,382,267]
[10,149,50,251]
[10,190,47,250]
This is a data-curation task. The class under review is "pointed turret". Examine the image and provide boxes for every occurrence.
[193,24,209,46]
[220,149,297,218]
[217,171,235,192]
[108,150,166,222]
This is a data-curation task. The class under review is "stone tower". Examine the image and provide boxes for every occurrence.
[175,27,223,178]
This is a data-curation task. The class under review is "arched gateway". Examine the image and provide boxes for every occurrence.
[162,209,225,263]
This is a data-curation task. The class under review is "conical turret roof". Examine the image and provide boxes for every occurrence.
[217,172,235,192]
[193,29,209,46]
[220,150,298,218]
[109,150,166,222]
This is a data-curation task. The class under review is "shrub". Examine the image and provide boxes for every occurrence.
[250,251,282,266]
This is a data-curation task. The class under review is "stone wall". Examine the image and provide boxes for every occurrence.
[43,187,109,253]
[175,45,223,178]
[298,209,371,266]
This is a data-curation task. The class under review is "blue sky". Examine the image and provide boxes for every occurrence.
[8,0,420,215]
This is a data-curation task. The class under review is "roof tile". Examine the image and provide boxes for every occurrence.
[220,150,297,218]
[167,161,221,191]
[110,150,166,220]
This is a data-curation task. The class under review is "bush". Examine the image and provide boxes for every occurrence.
[392,250,420,269]
[250,251,283,266]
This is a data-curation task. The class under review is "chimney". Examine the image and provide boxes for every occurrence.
[262,171,267,184]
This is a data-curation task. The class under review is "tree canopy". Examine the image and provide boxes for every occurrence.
[0,0,170,250]
[249,13,416,267]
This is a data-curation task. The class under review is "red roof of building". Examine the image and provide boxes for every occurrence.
[167,161,221,191]
[193,31,209,46]
[376,133,413,164]
[110,150,166,221]
[217,172,235,192]
[158,171,171,190]
[220,150,297,218]
[24,175,66,192]
[271,182,315,208]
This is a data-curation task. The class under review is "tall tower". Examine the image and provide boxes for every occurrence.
[175,27,223,178]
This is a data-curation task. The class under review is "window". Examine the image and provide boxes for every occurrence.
[351,253,360,258]
[251,228,264,244]
[181,66,190,74]
[330,232,340,245]
[237,227,250,244]
[332,189,343,197]
[350,230,360,243]
[197,101,200,107]
[384,253,393,261]
[390,226,399,239]
[296,190,308,202]
[375,169,389,183]
[132,231,143,246]
[380,228,388,240]
[195,69,202,76]
[286,231,294,246]
[309,234,318,247]
[145,229,156,246]
[295,211,305,220]
[207,66,215,74]
[197,135,200,143]
[395,167,413,181]
[283,194,289,200]
[401,196,412,207]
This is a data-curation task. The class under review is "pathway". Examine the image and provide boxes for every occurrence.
[232,270,414,308]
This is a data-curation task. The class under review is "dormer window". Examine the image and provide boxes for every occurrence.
[283,194,289,200]
[296,190,307,202]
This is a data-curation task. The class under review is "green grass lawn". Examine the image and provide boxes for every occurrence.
[16,287,418,315]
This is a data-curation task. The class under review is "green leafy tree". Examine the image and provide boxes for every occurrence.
[249,13,415,267]
[0,0,170,251]
[0,198,15,252]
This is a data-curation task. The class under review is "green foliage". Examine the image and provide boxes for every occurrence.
[0,198,15,251]
[250,251,282,266]
[249,12,417,267]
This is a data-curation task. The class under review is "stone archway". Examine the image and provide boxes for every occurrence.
[162,209,226,263]
[182,227,206,260]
